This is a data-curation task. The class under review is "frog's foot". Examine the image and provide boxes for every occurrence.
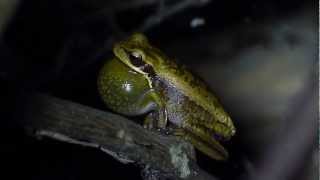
[144,108,168,133]
[157,126,174,135]
[156,108,168,129]
[143,113,156,130]
[143,118,170,135]
[173,128,228,161]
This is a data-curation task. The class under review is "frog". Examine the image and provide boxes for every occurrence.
[97,33,236,160]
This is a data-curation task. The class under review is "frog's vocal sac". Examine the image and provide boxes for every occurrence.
[97,33,236,160]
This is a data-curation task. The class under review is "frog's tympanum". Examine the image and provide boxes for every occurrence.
[98,33,236,160]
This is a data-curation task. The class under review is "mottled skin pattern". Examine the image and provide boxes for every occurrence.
[98,33,236,160]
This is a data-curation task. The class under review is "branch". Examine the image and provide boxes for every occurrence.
[22,94,218,180]
[137,0,211,31]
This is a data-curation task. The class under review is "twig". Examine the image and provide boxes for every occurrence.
[22,94,219,180]
[137,0,211,31]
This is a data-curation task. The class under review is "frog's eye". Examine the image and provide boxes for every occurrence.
[128,51,155,76]
[129,51,145,67]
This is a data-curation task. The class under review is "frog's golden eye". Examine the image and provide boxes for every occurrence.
[128,51,155,76]
[129,51,145,67]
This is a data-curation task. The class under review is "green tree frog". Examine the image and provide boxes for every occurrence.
[97,33,236,160]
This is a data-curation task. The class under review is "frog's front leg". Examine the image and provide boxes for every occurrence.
[140,89,167,130]
[143,109,167,130]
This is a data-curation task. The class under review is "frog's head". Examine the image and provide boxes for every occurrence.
[113,33,166,78]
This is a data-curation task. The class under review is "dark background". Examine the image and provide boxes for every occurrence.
[0,0,317,180]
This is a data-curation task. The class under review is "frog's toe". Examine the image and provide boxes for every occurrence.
[143,123,153,129]
[143,114,155,129]
[157,127,172,135]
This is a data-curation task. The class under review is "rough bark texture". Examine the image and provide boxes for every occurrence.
[22,94,218,180]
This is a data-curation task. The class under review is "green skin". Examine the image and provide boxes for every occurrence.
[98,58,157,116]
[98,33,236,160]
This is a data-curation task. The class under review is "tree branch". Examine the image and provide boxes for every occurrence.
[22,94,218,180]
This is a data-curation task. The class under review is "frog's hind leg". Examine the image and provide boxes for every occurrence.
[174,128,228,161]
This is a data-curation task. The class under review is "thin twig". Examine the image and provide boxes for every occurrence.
[137,0,211,31]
